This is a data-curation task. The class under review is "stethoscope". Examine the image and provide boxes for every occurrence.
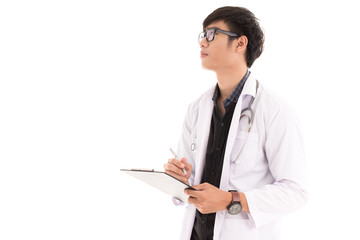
[239,80,259,133]
[190,80,259,154]
[233,80,259,162]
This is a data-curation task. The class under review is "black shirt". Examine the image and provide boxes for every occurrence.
[191,71,249,240]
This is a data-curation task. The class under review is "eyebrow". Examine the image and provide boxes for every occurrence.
[204,27,218,31]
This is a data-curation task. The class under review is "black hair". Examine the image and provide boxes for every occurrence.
[203,6,265,68]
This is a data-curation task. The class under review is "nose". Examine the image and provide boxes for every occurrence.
[199,37,208,48]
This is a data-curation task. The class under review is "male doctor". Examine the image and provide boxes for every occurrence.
[164,6,308,240]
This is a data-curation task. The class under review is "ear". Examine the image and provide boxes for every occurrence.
[235,35,248,52]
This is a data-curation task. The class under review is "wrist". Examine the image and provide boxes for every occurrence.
[226,191,250,214]
[239,192,249,212]
[225,191,232,209]
[227,191,242,214]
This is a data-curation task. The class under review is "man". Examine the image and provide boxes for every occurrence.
[164,6,308,240]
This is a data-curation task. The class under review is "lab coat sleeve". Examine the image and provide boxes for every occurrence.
[172,103,197,206]
[245,104,309,228]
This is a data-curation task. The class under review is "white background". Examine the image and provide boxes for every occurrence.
[1,0,360,239]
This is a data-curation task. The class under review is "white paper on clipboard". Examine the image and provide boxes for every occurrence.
[120,169,195,203]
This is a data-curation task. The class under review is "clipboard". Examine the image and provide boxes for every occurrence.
[120,169,195,203]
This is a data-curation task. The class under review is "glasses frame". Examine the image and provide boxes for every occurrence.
[198,27,239,43]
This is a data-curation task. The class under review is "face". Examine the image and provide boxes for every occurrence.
[199,20,241,72]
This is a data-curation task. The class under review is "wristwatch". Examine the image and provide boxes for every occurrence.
[227,190,242,215]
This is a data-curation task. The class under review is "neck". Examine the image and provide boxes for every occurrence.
[216,66,248,100]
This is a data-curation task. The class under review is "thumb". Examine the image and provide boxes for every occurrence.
[181,158,191,169]
[181,158,192,177]
[180,157,187,165]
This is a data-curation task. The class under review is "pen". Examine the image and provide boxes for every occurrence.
[170,148,187,175]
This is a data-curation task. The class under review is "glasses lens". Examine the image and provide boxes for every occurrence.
[206,29,215,42]
[198,32,205,43]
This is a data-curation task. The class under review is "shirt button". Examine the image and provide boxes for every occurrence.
[201,216,206,224]
[216,147,220,151]
[220,123,224,127]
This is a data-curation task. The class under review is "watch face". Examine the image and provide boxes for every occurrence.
[229,203,242,215]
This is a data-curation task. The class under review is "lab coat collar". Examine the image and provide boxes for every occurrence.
[212,70,250,105]
[241,71,257,99]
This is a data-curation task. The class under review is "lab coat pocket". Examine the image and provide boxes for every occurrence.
[222,214,259,239]
[230,131,260,174]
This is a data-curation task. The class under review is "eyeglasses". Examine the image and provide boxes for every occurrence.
[198,27,239,43]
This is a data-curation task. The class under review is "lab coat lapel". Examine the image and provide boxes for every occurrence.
[214,73,258,240]
[219,97,242,191]
[219,74,257,191]
[193,74,257,188]
[194,87,214,185]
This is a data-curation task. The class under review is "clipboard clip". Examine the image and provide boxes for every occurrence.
[120,168,155,172]
[130,168,154,172]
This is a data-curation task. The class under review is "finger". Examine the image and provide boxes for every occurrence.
[187,196,199,205]
[191,184,205,190]
[164,164,189,184]
[180,158,192,174]
[168,158,186,169]
[188,198,207,214]
[185,188,200,198]
[163,167,181,178]
[166,172,188,183]
[192,183,210,190]
[164,162,186,177]
[180,157,187,166]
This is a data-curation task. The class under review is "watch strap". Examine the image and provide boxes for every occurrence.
[230,190,240,203]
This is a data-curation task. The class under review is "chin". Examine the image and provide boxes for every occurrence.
[201,62,215,71]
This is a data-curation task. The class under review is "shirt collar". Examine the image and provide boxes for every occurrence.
[212,70,250,109]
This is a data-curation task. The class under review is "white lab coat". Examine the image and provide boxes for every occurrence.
[175,72,308,240]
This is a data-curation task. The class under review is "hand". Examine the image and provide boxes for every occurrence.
[164,157,192,185]
[184,183,232,214]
